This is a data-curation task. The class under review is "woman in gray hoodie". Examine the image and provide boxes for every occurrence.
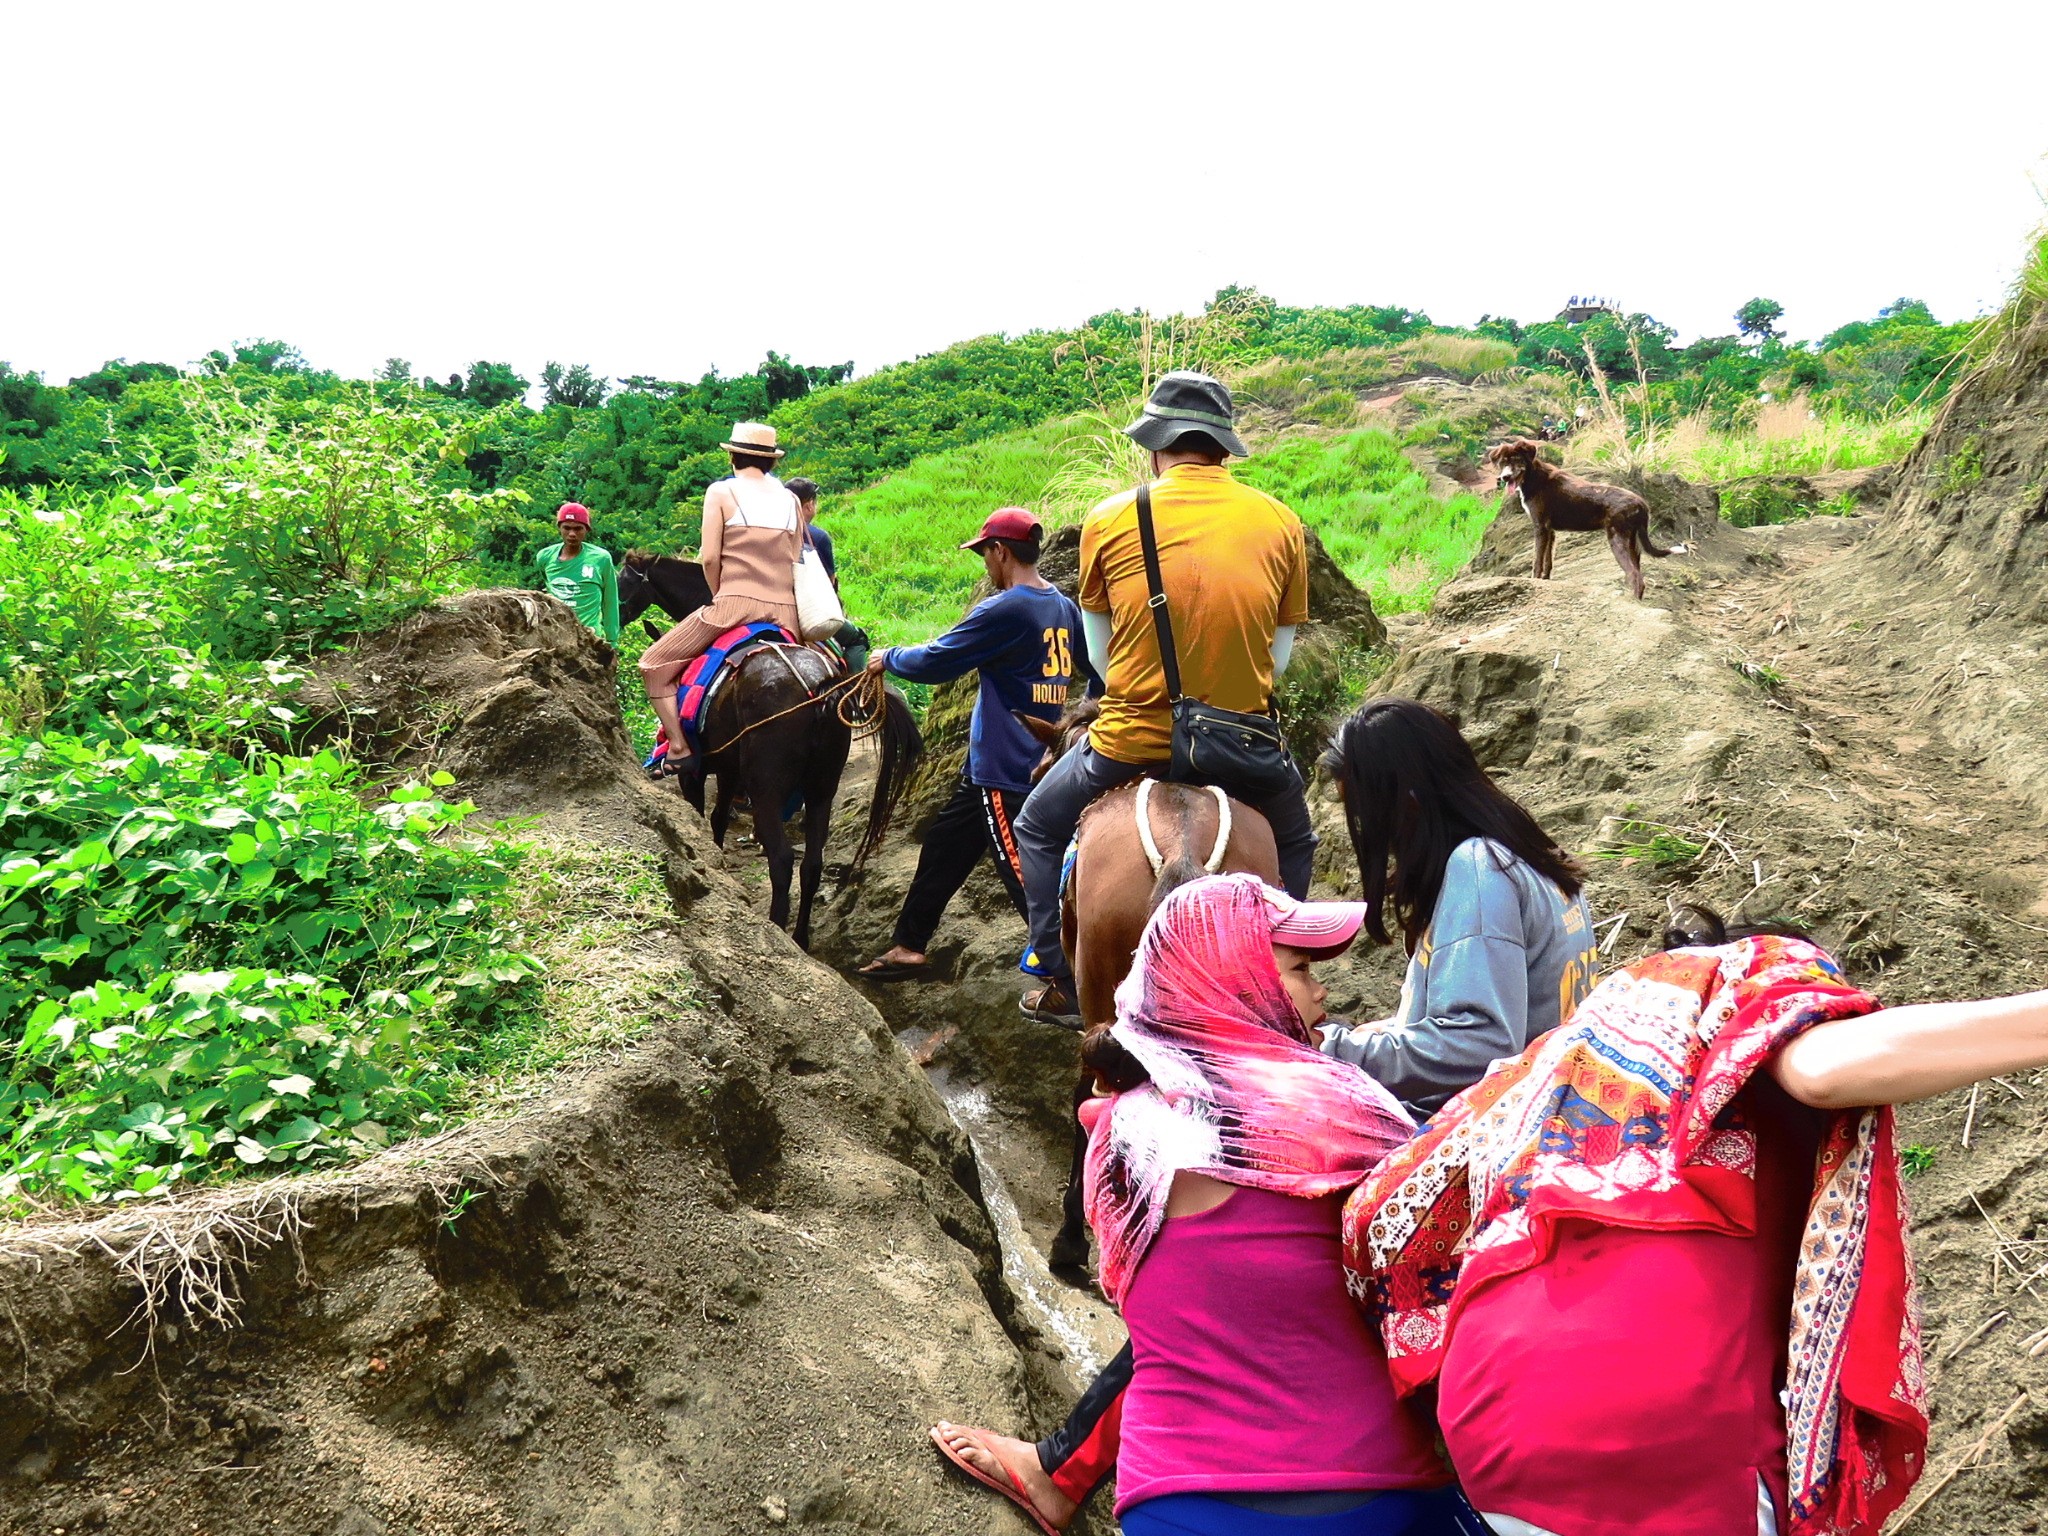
[1319,696,1600,1115]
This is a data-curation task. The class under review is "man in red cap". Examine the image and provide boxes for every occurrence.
[855,509,1093,982]
[534,502,619,645]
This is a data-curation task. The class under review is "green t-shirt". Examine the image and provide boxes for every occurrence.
[536,541,619,644]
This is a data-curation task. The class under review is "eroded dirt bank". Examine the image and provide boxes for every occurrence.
[0,594,1074,1536]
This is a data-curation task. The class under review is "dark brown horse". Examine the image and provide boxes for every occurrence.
[617,552,712,627]
[624,554,921,950]
[1019,700,1281,1272]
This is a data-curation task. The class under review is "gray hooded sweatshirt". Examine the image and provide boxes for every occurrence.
[1322,837,1599,1115]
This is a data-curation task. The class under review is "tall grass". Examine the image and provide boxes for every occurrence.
[822,418,1494,646]
[1567,400,1932,480]
[1402,334,1517,377]
[1236,429,1497,614]
[1959,221,2048,390]
[826,419,1072,645]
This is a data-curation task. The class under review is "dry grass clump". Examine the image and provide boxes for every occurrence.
[1400,334,1517,377]
[1568,400,1931,481]
[1955,221,2048,394]
[456,832,694,1110]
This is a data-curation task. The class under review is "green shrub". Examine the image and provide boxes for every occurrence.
[0,485,305,745]
[1720,479,1811,528]
[1274,638,1387,762]
[186,400,527,654]
[1935,435,1984,498]
[0,736,539,1205]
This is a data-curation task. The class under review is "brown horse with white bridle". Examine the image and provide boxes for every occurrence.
[1020,699,1281,1272]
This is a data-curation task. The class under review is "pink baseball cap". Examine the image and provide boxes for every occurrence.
[556,502,591,526]
[1259,885,1371,959]
[961,507,1042,551]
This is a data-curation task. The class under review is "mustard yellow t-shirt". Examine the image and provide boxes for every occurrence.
[1078,463,1310,765]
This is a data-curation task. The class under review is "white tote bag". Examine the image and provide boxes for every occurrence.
[792,545,845,642]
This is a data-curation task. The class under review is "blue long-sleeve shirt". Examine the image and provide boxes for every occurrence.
[884,583,1089,793]
[804,523,836,581]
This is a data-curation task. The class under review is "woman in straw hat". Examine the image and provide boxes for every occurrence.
[639,422,804,766]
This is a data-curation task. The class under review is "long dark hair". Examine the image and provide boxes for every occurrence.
[1322,697,1584,950]
[1661,903,1816,950]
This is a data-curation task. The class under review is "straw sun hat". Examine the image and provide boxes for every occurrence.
[720,421,787,458]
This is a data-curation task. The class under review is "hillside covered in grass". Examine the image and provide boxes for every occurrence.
[1,283,1971,590]
[826,419,1501,646]
[4,237,2035,1209]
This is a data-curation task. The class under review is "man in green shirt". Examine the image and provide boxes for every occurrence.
[535,502,619,645]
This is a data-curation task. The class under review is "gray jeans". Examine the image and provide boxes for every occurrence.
[1014,742,1317,980]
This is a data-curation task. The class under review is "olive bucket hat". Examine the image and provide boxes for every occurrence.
[1124,370,1249,458]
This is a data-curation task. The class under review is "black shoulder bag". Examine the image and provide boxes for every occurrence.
[1134,481,1301,801]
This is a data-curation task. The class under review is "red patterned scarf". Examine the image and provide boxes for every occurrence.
[1341,936,1927,1536]
[1083,873,1414,1304]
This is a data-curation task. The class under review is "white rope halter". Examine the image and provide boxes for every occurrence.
[1133,778,1233,879]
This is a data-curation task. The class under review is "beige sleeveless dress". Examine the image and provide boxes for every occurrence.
[638,476,802,700]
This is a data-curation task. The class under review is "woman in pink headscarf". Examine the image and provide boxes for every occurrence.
[1071,872,1482,1536]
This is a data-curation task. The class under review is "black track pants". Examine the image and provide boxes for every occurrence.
[891,776,1030,953]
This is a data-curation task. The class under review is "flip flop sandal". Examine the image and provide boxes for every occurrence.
[1018,985,1082,1032]
[856,961,932,983]
[928,1425,1062,1536]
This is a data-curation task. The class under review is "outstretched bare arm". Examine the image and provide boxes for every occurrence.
[1772,989,2048,1109]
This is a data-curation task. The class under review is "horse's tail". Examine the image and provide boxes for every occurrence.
[1148,851,1207,914]
[854,685,924,866]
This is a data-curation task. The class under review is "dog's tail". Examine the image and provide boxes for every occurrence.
[1639,518,1681,559]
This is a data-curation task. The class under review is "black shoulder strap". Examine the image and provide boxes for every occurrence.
[1134,482,1183,703]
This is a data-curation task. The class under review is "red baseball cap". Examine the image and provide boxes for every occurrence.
[556,502,591,526]
[960,507,1042,552]
[1258,885,1371,960]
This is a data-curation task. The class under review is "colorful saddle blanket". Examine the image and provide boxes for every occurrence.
[639,623,793,774]
[677,622,793,751]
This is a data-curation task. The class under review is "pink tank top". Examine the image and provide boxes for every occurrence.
[1436,1081,1823,1536]
[1116,1186,1448,1516]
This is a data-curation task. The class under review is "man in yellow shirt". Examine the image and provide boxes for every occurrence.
[1015,371,1313,1026]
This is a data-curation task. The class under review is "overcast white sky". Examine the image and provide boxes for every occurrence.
[7,0,2047,388]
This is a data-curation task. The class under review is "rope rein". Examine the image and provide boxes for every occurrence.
[1133,779,1233,878]
[697,649,889,756]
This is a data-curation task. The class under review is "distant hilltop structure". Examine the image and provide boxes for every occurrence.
[1562,296,1619,324]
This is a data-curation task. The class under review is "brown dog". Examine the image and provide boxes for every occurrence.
[1485,438,1683,599]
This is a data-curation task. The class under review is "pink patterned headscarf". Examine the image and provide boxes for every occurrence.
[1081,873,1415,1303]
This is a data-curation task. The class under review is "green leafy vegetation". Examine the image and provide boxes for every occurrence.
[1936,435,1985,498]
[1720,478,1812,529]
[0,741,537,1206]
[1901,1143,1937,1178]
[0,394,550,1209]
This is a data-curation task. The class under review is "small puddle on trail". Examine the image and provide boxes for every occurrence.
[896,1025,1124,1387]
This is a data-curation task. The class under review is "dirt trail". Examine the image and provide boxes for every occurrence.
[819,469,2048,1533]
